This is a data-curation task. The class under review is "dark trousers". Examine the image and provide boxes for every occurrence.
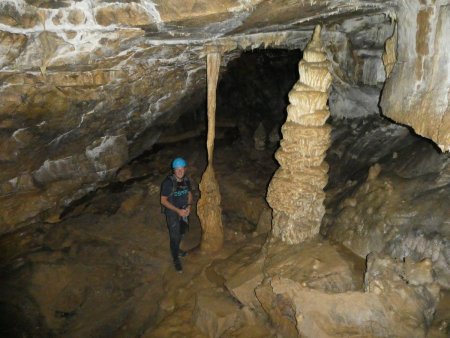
[165,210,182,262]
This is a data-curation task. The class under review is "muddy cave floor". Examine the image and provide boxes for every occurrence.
[1,124,450,337]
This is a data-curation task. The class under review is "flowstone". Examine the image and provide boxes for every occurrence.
[267,26,332,244]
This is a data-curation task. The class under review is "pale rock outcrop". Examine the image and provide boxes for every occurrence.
[267,26,332,244]
[257,253,440,338]
[217,238,361,323]
[264,239,358,293]
[381,0,450,151]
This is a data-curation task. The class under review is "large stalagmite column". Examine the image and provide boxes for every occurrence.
[266,26,332,244]
[197,47,224,253]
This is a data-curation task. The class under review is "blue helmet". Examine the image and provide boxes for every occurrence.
[172,157,187,169]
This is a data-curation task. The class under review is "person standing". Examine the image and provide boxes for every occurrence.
[160,157,192,273]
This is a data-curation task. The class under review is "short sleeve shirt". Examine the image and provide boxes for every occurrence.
[161,175,191,209]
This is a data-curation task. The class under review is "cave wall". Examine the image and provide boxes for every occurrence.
[381,0,450,151]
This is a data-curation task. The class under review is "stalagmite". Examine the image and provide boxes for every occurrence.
[197,47,224,253]
[266,26,333,244]
[254,122,267,151]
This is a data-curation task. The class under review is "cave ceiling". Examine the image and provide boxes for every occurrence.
[0,0,449,233]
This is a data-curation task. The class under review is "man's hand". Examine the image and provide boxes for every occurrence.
[178,208,189,217]
[185,205,191,216]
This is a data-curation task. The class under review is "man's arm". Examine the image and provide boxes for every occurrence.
[161,195,184,216]
[185,191,193,216]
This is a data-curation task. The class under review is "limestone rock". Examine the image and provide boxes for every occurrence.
[259,257,440,338]
[224,256,265,310]
[0,31,28,68]
[255,283,298,338]
[327,144,450,288]
[381,0,450,151]
[211,234,266,311]
[193,289,241,338]
[262,277,403,338]
[329,85,381,119]
[95,3,156,27]
[364,253,440,327]
[267,26,332,244]
[382,23,397,78]
[255,207,272,235]
[264,239,359,293]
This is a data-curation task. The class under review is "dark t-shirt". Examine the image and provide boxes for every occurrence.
[161,175,191,209]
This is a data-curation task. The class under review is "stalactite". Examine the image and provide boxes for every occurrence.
[197,48,224,253]
[266,25,332,244]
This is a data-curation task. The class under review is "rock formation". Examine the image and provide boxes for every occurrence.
[327,134,450,288]
[197,49,224,253]
[381,0,450,151]
[267,26,332,244]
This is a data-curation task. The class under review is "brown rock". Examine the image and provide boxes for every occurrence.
[68,9,85,25]
[193,289,241,338]
[260,271,439,338]
[255,207,272,235]
[381,0,450,151]
[225,257,265,310]
[255,283,298,338]
[0,31,28,68]
[119,191,145,214]
[96,3,155,27]
[265,239,359,293]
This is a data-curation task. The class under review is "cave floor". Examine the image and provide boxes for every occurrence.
[1,131,449,337]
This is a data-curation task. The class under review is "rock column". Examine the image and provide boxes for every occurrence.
[267,26,332,244]
[197,47,224,253]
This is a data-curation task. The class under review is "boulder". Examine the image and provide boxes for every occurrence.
[193,289,241,338]
[256,253,440,338]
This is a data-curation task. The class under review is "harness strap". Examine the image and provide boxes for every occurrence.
[168,175,188,200]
